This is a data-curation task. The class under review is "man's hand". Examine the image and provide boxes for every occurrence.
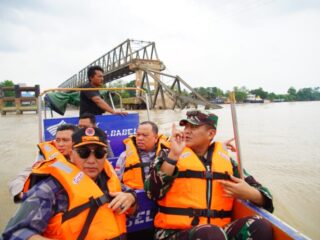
[168,123,186,160]
[112,111,128,116]
[108,192,136,214]
[160,124,185,176]
[223,138,236,152]
[217,175,265,206]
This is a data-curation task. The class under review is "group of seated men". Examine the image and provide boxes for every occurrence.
[2,111,274,240]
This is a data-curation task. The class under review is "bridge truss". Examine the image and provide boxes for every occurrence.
[59,39,221,110]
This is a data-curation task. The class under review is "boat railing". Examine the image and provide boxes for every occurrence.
[37,87,151,142]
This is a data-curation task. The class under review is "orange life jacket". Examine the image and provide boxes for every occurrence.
[122,135,169,189]
[24,142,126,240]
[155,142,234,229]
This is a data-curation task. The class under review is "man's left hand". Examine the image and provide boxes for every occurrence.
[108,191,136,214]
[217,175,254,199]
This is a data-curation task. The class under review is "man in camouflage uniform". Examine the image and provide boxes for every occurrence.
[145,110,273,240]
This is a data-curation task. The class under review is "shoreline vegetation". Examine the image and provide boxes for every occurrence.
[192,86,320,103]
[1,80,319,104]
[110,80,320,104]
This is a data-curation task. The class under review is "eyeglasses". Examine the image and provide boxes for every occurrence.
[74,147,107,159]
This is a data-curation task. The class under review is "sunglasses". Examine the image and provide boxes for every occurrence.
[75,147,107,159]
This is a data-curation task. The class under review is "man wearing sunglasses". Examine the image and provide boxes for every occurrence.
[145,110,274,240]
[8,124,78,203]
[2,127,137,240]
[78,112,115,158]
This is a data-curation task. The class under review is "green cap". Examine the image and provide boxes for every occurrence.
[179,110,218,129]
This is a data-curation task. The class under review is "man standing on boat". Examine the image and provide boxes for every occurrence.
[145,110,274,240]
[115,121,168,239]
[80,65,128,116]
[2,127,137,240]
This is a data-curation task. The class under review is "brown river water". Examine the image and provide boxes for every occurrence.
[0,101,319,239]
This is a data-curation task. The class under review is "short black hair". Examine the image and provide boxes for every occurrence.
[79,113,96,125]
[87,65,104,81]
[140,121,158,135]
[56,124,78,136]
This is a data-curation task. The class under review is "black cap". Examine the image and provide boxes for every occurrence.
[72,127,107,148]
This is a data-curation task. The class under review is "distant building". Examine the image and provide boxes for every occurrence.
[244,94,264,103]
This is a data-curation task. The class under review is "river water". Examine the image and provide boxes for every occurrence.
[0,101,319,239]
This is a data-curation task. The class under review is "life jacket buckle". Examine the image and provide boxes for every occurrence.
[204,171,214,179]
[218,209,225,218]
[92,194,111,207]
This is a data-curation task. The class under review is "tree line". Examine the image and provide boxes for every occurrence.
[192,86,320,102]
[2,79,319,103]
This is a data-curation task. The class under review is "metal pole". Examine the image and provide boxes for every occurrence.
[108,92,116,109]
[37,95,43,142]
[230,92,244,179]
[145,92,151,121]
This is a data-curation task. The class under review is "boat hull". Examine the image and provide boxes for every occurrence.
[233,199,309,240]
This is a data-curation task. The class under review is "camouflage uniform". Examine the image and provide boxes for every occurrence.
[144,148,274,240]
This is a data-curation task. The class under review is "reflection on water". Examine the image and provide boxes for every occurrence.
[0,102,319,238]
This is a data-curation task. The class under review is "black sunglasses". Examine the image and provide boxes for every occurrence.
[75,147,107,159]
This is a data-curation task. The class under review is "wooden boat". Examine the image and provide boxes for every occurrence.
[38,88,310,239]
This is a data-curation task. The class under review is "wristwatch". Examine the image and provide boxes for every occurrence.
[164,155,178,166]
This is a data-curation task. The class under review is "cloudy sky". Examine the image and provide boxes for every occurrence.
[0,0,319,94]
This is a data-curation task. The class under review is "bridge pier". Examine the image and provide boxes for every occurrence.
[0,85,39,115]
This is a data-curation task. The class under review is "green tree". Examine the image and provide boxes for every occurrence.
[267,92,277,101]
[296,88,313,101]
[287,87,297,101]
[0,80,15,97]
[194,87,210,99]
[125,80,136,97]
[250,87,268,99]
[228,86,248,102]
[208,87,224,100]
[0,80,14,87]
[0,80,15,107]
[313,87,320,100]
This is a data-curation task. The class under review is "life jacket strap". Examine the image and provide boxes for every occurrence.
[77,197,99,240]
[73,194,122,240]
[158,206,232,226]
[124,162,149,172]
[62,193,113,222]
[177,170,230,180]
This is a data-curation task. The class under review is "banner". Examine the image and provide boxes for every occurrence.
[43,113,139,157]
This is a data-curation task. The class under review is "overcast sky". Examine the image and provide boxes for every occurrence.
[0,0,319,94]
